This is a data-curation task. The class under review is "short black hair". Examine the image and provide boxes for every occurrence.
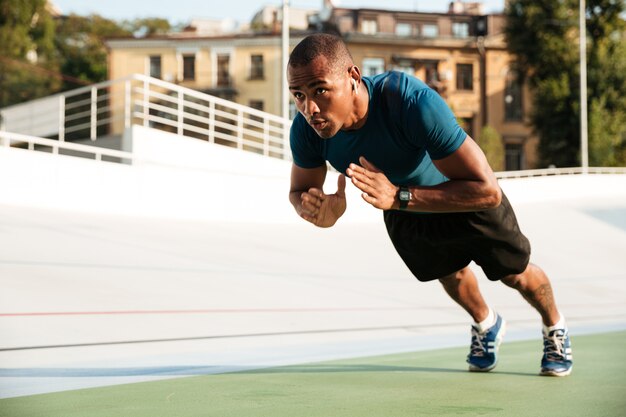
[288,33,354,72]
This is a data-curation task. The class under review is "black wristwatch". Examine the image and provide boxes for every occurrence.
[398,186,411,210]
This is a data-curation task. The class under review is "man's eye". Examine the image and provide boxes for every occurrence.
[293,92,304,100]
[316,88,327,95]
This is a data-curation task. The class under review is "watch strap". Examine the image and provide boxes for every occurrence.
[398,186,410,210]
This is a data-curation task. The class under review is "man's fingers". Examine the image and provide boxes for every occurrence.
[306,187,325,199]
[300,212,316,224]
[361,192,375,204]
[361,192,386,209]
[351,175,376,196]
[347,167,374,190]
[350,174,366,192]
[359,156,383,173]
[336,174,346,197]
[301,192,322,208]
[347,163,375,179]
[350,170,373,190]
[347,159,383,177]
[301,200,320,215]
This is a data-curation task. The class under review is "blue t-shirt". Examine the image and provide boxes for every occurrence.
[290,71,467,187]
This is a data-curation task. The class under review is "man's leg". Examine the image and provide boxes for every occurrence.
[439,266,505,372]
[438,266,489,323]
[500,263,559,326]
[501,263,573,376]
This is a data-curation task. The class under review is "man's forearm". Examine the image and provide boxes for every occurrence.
[400,179,501,213]
[289,191,304,214]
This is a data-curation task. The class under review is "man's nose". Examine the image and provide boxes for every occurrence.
[304,99,320,116]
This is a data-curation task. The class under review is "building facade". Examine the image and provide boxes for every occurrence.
[107,34,291,117]
[106,4,537,170]
[320,5,536,170]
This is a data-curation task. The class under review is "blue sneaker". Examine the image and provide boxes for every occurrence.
[467,314,506,372]
[540,328,573,376]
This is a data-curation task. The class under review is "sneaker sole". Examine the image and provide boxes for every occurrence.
[540,366,573,377]
[468,319,507,372]
[469,363,497,372]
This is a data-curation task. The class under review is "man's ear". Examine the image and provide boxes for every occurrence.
[349,65,361,93]
[348,65,362,83]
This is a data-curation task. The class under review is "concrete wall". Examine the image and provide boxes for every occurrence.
[0,126,379,223]
[1,125,625,223]
[0,95,60,137]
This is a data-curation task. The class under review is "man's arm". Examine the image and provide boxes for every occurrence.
[289,163,347,227]
[347,136,501,212]
[418,135,501,211]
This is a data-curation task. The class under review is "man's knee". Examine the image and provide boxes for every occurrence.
[438,267,472,286]
[501,263,537,289]
[501,273,522,289]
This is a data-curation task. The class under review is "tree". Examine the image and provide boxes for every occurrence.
[55,14,131,89]
[505,0,626,167]
[586,0,626,166]
[0,0,61,107]
[505,0,579,168]
[122,18,171,37]
[1,8,172,107]
[478,125,505,172]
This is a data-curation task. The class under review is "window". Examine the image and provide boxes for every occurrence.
[452,22,470,38]
[422,24,438,37]
[149,55,161,79]
[504,70,523,121]
[362,19,377,34]
[183,54,195,80]
[249,100,264,123]
[456,63,473,91]
[249,100,264,112]
[217,54,231,86]
[396,23,412,37]
[362,58,385,77]
[424,62,440,91]
[250,54,264,80]
[394,64,414,76]
[475,16,488,36]
[505,143,524,171]
[338,16,353,33]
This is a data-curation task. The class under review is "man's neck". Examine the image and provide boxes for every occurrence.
[343,83,369,131]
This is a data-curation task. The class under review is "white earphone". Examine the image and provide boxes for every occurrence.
[352,79,358,93]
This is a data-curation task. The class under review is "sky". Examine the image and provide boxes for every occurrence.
[52,0,506,25]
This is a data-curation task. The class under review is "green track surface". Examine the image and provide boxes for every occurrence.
[1,331,625,417]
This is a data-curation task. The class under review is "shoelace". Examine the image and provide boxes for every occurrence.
[544,330,567,361]
[469,327,487,357]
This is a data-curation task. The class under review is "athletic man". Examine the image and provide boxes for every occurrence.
[287,33,573,376]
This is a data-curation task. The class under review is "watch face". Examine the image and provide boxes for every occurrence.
[399,190,411,201]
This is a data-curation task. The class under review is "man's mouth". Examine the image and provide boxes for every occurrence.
[310,119,326,130]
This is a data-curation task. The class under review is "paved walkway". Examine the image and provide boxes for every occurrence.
[1,183,625,398]
[3,331,625,417]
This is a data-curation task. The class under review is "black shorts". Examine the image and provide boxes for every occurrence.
[383,192,531,282]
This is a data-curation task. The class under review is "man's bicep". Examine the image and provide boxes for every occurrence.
[432,136,495,182]
[406,89,466,158]
[290,163,327,193]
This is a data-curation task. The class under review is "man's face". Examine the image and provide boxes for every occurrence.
[288,56,353,139]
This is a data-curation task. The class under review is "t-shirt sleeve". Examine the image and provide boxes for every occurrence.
[289,115,326,168]
[405,88,467,160]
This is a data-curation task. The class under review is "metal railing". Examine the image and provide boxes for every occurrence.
[2,76,625,178]
[0,74,292,160]
[495,166,626,179]
[4,125,623,178]
[0,131,133,163]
